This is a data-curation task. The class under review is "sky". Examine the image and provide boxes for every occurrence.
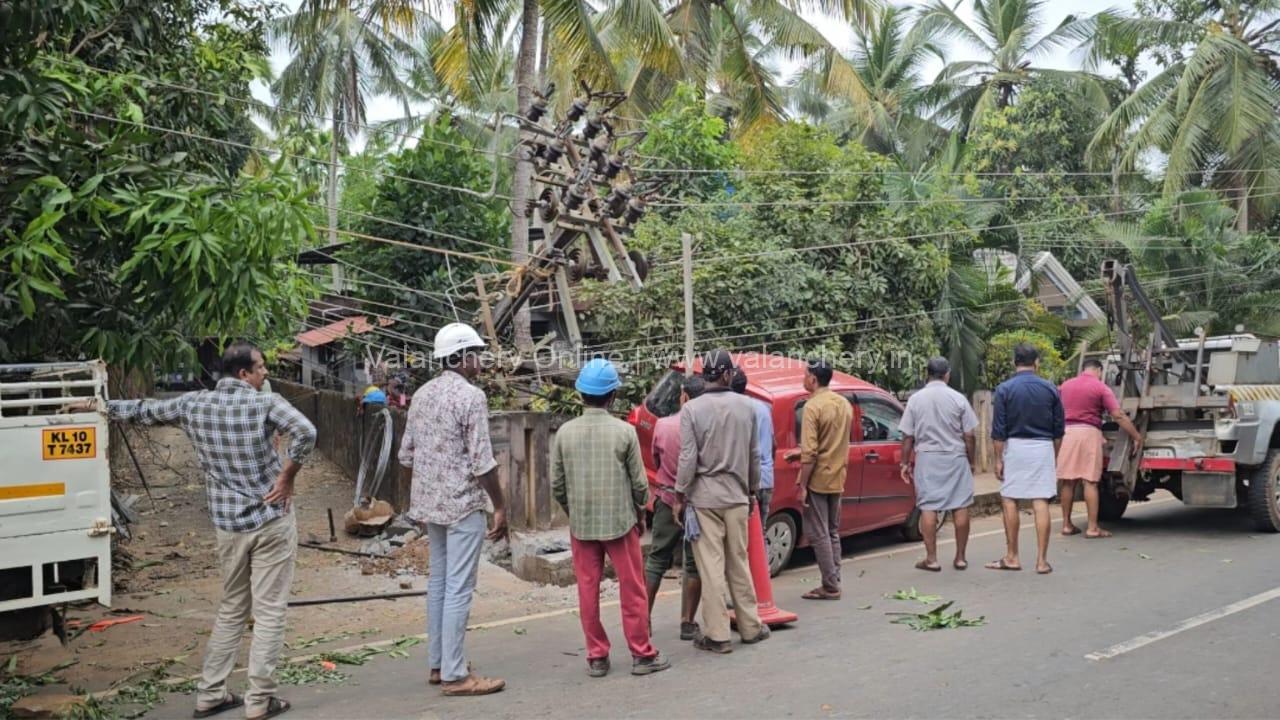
[253,0,1137,143]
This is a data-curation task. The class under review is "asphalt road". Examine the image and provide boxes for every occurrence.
[146,495,1280,719]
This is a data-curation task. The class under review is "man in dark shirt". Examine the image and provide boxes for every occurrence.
[987,343,1065,575]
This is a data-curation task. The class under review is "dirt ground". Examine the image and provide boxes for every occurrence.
[1,425,598,706]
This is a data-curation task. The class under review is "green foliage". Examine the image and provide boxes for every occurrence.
[0,1,316,371]
[984,330,1067,387]
[582,119,957,393]
[1095,191,1280,337]
[337,114,509,343]
[964,78,1117,281]
[888,600,986,631]
[633,84,737,207]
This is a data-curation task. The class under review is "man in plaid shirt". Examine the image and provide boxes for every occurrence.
[108,342,316,720]
[552,359,670,678]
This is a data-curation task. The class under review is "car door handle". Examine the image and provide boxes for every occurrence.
[865,451,880,462]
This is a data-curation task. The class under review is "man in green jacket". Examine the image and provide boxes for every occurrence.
[552,359,671,679]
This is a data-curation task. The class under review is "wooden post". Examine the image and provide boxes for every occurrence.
[682,233,695,376]
[474,275,501,352]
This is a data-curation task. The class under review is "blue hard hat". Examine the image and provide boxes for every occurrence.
[575,358,622,395]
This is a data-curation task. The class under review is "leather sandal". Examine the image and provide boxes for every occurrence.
[441,673,506,696]
[193,693,243,719]
[246,697,290,720]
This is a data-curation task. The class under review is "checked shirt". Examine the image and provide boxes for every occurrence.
[551,408,649,541]
[108,378,317,532]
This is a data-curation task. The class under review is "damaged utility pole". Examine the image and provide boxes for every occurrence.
[482,81,668,358]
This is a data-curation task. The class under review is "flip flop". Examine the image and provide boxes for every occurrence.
[801,587,841,600]
[193,694,243,719]
[953,560,968,571]
[1061,526,1082,536]
[1037,565,1054,575]
[246,697,290,720]
[984,559,1022,571]
[914,559,942,573]
[1084,530,1113,539]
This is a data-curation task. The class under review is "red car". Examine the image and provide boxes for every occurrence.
[628,353,920,576]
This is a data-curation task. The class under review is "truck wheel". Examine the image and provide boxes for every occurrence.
[764,512,797,577]
[1248,449,1280,533]
[1098,478,1130,522]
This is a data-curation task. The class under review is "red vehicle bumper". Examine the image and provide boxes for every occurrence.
[1140,457,1236,473]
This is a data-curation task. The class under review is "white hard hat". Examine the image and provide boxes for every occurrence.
[433,323,486,360]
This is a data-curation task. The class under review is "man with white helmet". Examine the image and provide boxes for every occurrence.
[398,323,507,696]
[552,358,670,678]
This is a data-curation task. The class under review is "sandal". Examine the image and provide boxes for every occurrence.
[914,559,942,573]
[984,559,1022,571]
[193,694,243,719]
[441,673,506,696]
[801,587,841,600]
[246,697,290,720]
[1084,529,1113,539]
[1037,564,1054,575]
[953,560,968,571]
[1061,526,1082,537]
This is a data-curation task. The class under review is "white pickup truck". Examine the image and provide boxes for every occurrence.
[0,361,112,640]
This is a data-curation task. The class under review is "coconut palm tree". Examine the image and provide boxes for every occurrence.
[270,0,418,249]
[1084,1,1280,230]
[788,4,949,160]
[916,0,1107,138]
[1093,191,1280,337]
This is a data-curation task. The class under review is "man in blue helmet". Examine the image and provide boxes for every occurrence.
[552,358,670,679]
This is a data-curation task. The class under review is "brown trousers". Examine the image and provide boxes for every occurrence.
[691,505,762,643]
[804,491,842,592]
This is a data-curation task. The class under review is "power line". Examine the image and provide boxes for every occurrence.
[650,187,1178,209]
[65,108,512,202]
[308,294,447,333]
[629,161,1280,178]
[667,189,1280,267]
[583,264,1251,357]
[316,224,518,266]
[330,206,512,259]
[46,55,520,163]
[305,250,463,304]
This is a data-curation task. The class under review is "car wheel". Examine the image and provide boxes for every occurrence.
[1098,475,1130,521]
[1248,448,1280,533]
[764,512,797,577]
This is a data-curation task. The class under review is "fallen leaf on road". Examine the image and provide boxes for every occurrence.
[857,605,872,610]
[514,627,527,636]
[1116,546,1128,551]
[320,661,337,671]
[858,570,866,578]
[821,704,833,712]
[1138,553,1152,560]
[1222,559,1233,563]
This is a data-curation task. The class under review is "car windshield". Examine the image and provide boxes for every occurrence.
[645,370,684,418]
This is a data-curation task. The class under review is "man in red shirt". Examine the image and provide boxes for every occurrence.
[645,376,704,641]
[1057,359,1143,538]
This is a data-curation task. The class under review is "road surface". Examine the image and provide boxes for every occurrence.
[146,495,1280,719]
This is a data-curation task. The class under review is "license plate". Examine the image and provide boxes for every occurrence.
[1143,447,1175,459]
[42,427,97,460]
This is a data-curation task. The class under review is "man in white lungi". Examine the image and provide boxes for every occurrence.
[900,358,978,572]
[988,343,1064,575]
[1057,359,1143,538]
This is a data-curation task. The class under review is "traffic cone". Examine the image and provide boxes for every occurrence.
[730,499,798,628]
